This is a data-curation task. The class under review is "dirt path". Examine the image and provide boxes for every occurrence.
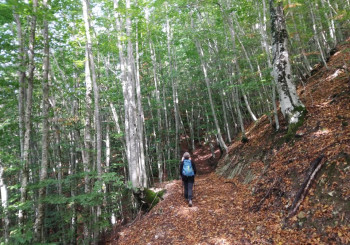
[108,147,274,244]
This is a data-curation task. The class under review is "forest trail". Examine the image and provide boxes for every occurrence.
[108,148,283,244]
[109,148,261,244]
[108,39,350,244]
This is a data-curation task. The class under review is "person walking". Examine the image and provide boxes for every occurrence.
[180,152,196,207]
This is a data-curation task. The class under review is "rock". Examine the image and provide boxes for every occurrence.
[328,191,335,196]
[256,225,263,233]
[297,211,306,219]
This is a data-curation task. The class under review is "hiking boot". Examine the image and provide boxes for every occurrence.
[188,200,192,207]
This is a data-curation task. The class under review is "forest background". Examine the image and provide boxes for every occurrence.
[0,0,349,244]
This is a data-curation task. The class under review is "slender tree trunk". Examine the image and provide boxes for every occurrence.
[83,47,93,241]
[34,0,50,240]
[69,131,77,245]
[166,6,180,160]
[191,16,228,153]
[82,0,103,240]
[221,91,232,142]
[149,40,164,182]
[162,79,171,169]
[220,4,247,136]
[19,0,38,228]
[81,0,102,183]
[234,87,245,135]
[231,15,259,122]
[270,0,305,124]
[286,0,312,76]
[0,163,9,243]
[13,10,25,160]
[113,1,129,181]
[82,0,102,241]
[310,3,328,69]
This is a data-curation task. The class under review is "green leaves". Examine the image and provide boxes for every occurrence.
[0,3,13,24]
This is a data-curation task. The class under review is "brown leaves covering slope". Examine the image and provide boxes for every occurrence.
[109,39,350,244]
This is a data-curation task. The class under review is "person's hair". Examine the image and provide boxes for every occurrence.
[183,152,190,159]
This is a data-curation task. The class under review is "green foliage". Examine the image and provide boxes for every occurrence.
[8,224,33,244]
[0,3,13,24]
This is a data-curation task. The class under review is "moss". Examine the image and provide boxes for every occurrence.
[137,188,166,210]
[342,121,348,127]
[285,106,307,142]
[143,188,160,207]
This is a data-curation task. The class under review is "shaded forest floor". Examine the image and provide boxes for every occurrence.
[107,39,350,244]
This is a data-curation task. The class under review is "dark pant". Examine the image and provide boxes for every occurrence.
[183,181,194,200]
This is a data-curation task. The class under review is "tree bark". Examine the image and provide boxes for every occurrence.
[82,47,93,241]
[126,0,142,189]
[0,163,9,243]
[166,5,180,160]
[270,0,305,124]
[135,23,147,187]
[19,0,38,228]
[260,0,280,130]
[34,0,50,240]
[13,9,25,160]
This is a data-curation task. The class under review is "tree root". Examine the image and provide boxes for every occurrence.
[287,154,325,218]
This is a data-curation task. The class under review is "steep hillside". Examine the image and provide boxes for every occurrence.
[216,38,350,243]
[108,39,350,244]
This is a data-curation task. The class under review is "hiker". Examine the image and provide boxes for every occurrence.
[180,152,196,207]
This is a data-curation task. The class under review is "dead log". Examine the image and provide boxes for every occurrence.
[288,154,325,218]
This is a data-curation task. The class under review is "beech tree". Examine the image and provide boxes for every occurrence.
[269,0,305,125]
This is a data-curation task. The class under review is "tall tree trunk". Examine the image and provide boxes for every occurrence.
[166,5,180,160]
[310,3,328,69]
[260,0,280,130]
[13,10,25,160]
[19,0,38,228]
[150,41,164,182]
[0,163,9,243]
[221,91,232,143]
[191,16,228,153]
[113,0,130,180]
[81,0,102,185]
[220,2,247,136]
[81,0,102,241]
[269,0,305,124]
[83,47,93,241]
[135,24,147,187]
[69,132,77,245]
[286,0,312,76]
[125,0,142,189]
[34,0,50,240]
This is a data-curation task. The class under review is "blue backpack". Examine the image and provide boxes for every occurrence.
[182,159,194,176]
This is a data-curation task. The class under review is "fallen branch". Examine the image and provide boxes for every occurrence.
[288,154,325,218]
